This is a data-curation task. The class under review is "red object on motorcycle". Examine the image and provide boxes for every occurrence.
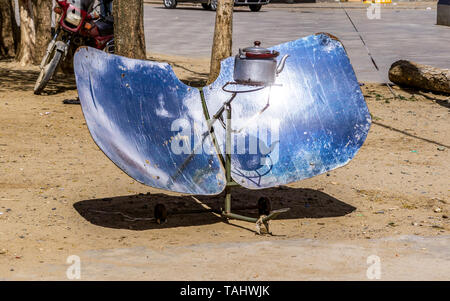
[34,0,114,95]
[53,7,62,14]
[60,5,88,33]
[55,0,113,49]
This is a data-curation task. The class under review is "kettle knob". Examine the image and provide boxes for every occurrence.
[254,41,261,47]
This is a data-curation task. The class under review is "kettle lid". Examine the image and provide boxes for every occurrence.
[242,41,279,58]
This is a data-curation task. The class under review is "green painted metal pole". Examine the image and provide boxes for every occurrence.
[222,212,258,223]
[224,102,232,214]
[198,88,226,167]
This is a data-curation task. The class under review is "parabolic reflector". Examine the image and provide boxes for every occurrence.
[204,34,371,189]
[74,47,226,195]
[74,33,371,194]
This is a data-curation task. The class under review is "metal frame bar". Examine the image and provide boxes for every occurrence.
[198,87,289,227]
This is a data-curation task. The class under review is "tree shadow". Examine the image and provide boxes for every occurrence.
[416,91,450,110]
[434,99,450,109]
[0,61,76,94]
[372,121,450,149]
[73,186,356,231]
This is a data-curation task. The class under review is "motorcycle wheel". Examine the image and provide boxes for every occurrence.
[34,49,63,95]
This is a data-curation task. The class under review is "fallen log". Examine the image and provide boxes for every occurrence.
[388,60,450,94]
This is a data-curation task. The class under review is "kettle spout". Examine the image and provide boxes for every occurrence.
[276,54,290,75]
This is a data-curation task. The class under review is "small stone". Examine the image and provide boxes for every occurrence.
[375,210,385,214]
[434,208,442,213]
[412,222,418,226]
[437,147,445,151]
[443,215,448,219]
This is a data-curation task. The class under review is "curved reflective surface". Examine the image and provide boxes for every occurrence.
[203,34,371,189]
[74,47,225,194]
[74,33,371,194]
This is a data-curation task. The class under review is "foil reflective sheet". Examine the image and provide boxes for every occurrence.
[74,47,226,194]
[74,33,370,195]
[203,34,371,189]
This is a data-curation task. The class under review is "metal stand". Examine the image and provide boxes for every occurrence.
[173,85,290,234]
[209,84,290,233]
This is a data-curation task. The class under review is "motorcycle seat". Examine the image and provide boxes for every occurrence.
[95,16,114,37]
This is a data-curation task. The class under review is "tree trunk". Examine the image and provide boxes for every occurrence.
[208,0,233,84]
[15,0,35,66]
[11,0,20,52]
[114,0,146,60]
[32,0,52,65]
[389,60,450,94]
[0,0,18,58]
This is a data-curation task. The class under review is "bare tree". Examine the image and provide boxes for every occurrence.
[114,0,146,60]
[0,0,19,58]
[32,0,52,65]
[15,0,35,66]
[208,0,233,84]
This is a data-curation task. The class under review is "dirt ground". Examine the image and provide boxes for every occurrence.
[0,55,449,280]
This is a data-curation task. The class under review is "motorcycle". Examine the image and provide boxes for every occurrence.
[34,0,114,95]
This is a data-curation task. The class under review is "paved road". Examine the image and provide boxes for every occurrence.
[9,235,450,280]
[144,4,450,82]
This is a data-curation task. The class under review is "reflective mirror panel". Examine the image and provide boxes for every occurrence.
[74,47,226,194]
[203,34,371,189]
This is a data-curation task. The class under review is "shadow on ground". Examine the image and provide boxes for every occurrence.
[394,84,450,110]
[0,60,76,94]
[74,186,356,231]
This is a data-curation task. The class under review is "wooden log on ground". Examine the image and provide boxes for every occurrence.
[388,60,450,94]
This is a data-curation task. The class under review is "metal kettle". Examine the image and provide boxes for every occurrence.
[233,41,289,85]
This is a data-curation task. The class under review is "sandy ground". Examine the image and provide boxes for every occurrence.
[0,55,449,280]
